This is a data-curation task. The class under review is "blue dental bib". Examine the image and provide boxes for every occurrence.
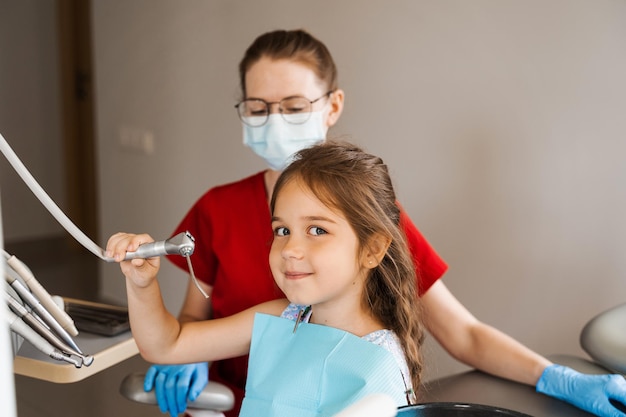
[239,313,409,417]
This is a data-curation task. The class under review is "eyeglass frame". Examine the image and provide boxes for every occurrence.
[234,90,335,127]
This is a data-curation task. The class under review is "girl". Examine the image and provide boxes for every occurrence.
[107,141,424,416]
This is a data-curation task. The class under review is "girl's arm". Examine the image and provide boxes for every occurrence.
[107,232,288,365]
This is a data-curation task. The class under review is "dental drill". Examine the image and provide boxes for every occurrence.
[6,309,84,368]
[122,231,195,260]
[5,293,93,366]
[120,231,207,298]
[3,250,78,336]
[5,268,82,354]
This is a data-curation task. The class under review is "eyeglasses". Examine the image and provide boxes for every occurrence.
[235,91,333,127]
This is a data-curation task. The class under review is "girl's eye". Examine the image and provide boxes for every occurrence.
[274,226,289,237]
[309,226,327,236]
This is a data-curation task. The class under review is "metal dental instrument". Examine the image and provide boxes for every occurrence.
[123,231,208,298]
[5,292,93,366]
[123,231,195,260]
[3,250,78,336]
[6,309,83,368]
[5,270,83,354]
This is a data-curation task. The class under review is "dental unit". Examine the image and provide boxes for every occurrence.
[6,309,84,368]
[4,250,78,336]
[5,267,82,354]
[1,131,202,369]
[5,293,93,367]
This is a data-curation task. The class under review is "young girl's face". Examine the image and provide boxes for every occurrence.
[270,178,367,307]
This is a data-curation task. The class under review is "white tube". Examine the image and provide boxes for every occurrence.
[0,132,112,261]
[0,192,18,417]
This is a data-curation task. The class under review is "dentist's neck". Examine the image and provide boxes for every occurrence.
[264,169,282,206]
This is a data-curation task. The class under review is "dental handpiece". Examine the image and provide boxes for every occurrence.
[119,231,208,298]
[122,231,195,260]
[4,251,78,336]
[5,271,83,354]
[5,292,93,366]
[7,309,84,368]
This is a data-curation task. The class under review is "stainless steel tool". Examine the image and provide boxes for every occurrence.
[122,231,208,298]
[123,231,195,260]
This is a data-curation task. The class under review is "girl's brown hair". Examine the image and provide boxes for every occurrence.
[238,29,338,98]
[270,140,424,399]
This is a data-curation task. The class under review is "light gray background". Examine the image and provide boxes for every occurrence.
[2,1,626,382]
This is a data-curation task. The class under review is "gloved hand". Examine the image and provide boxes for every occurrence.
[144,363,209,417]
[536,364,626,417]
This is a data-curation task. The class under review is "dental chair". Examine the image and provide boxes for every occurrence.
[119,371,235,416]
[580,302,626,374]
[119,373,533,417]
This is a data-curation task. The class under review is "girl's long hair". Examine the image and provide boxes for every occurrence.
[270,140,425,397]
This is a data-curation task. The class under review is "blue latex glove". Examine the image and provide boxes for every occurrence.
[536,364,626,417]
[144,363,209,417]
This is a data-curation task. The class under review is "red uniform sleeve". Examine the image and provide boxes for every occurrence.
[399,205,448,295]
[165,189,218,285]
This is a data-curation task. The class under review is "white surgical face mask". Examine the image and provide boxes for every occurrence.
[243,111,326,171]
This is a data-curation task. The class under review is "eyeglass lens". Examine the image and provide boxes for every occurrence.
[237,94,329,127]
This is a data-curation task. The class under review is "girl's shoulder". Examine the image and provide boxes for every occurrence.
[364,330,407,370]
[365,329,412,392]
[364,329,402,351]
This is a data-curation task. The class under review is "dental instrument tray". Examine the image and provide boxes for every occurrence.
[63,297,130,336]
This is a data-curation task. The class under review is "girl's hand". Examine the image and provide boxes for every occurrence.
[106,232,161,288]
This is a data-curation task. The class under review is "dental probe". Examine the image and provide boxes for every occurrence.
[3,250,78,336]
[6,309,83,368]
[4,271,83,354]
[5,292,93,366]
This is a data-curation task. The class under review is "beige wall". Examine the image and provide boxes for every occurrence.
[93,0,626,380]
[0,1,66,242]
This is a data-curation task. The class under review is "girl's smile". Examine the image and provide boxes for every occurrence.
[283,270,313,280]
